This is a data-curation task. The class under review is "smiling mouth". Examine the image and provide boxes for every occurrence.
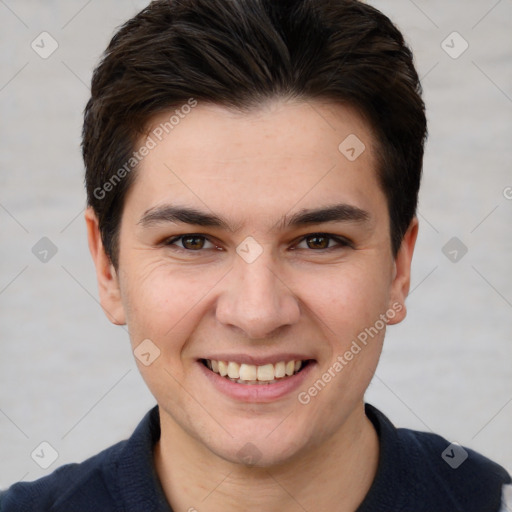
[200,358,312,385]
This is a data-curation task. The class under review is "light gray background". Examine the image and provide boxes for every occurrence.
[1,0,511,488]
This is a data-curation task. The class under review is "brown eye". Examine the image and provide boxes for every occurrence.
[305,235,330,250]
[294,233,352,251]
[165,235,216,251]
[181,235,206,250]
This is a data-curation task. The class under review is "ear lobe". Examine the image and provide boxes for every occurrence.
[85,207,126,325]
[387,217,419,325]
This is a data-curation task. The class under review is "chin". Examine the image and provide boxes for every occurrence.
[204,427,308,469]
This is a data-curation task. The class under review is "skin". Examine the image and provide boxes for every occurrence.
[86,99,418,512]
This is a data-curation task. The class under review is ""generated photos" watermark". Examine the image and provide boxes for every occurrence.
[298,302,403,405]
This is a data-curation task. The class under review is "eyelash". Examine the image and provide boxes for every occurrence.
[164,234,220,251]
[163,233,353,252]
[294,233,353,250]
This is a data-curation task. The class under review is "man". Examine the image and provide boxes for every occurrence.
[1,0,510,510]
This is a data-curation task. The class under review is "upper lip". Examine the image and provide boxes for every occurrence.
[200,354,315,366]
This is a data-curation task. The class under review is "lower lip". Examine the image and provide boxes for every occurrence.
[198,361,315,403]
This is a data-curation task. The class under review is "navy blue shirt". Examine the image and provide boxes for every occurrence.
[1,404,510,511]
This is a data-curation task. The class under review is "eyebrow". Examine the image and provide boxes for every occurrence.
[138,205,232,230]
[281,204,370,229]
[138,203,370,231]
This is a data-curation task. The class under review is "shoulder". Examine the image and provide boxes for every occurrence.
[0,406,165,512]
[398,427,510,510]
[0,440,126,512]
[361,404,511,512]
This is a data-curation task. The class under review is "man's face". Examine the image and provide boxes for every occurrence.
[87,100,416,466]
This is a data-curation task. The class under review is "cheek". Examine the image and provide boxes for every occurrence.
[294,258,392,338]
[120,262,222,402]
[121,260,217,345]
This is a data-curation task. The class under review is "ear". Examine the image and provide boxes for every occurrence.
[85,207,126,325]
[387,217,419,325]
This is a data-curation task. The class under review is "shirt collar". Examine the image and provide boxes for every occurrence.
[115,406,173,512]
[113,403,402,512]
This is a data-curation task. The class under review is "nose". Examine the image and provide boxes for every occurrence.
[215,252,301,339]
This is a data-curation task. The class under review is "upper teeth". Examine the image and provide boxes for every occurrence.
[205,359,304,382]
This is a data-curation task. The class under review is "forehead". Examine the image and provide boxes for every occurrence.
[125,100,385,225]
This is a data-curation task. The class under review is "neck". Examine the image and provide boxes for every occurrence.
[154,402,379,512]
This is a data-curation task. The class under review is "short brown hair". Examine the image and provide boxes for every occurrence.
[83,0,427,267]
